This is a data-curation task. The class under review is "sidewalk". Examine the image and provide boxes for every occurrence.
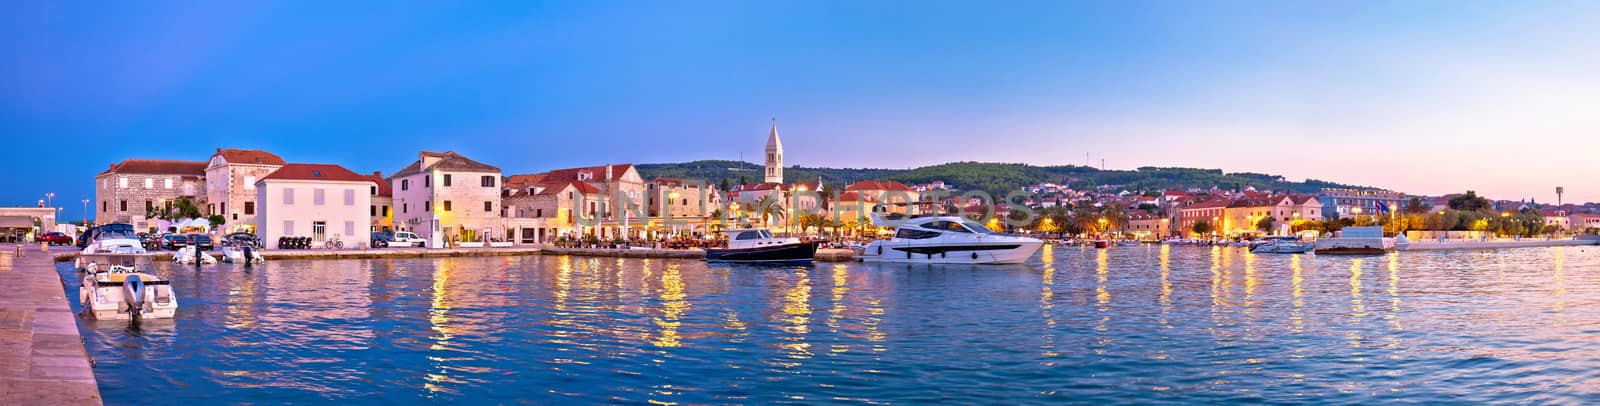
[0,245,102,405]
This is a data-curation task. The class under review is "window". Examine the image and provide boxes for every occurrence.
[284,220,294,236]
[425,201,432,211]
[382,206,389,216]
[344,221,355,237]
[284,188,295,205]
[401,179,409,191]
[101,201,107,212]
[145,200,153,212]
[244,176,256,190]
[371,205,377,217]
[425,176,431,188]
[119,177,128,188]
[233,213,238,220]
[244,202,254,215]
[164,178,173,189]
[344,189,355,206]
[402,203,408,214]
[371,186,377,195]
[536,208,543,217]
[443,174,451,187]
[221,202,226,215]
[314,189,326,205]
[895,228,941,239]
[144,178,153,189]
[120,200,127,212]
[481,176,495,187]
[736,231,764,240]
[312,221,326,239]
[484,201,492,212]
[443,201,452,211]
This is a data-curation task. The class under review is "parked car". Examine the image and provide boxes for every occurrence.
[190,235,215,251]
[391,231,427,247]
[161,234,190,250]
[36,232,74,245]
[371,232,394,248]
[223,232,262,248]
[138,233,160,250]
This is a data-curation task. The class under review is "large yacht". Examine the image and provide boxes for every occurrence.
[861,215,1044,264]
[75,223,147,270]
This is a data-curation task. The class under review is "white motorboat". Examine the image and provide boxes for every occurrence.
[75,223,147,269]
[174,245,217,265]
[79,254,177,321]
[220,243,264,264]
[1250,237,1314,254]
[860,215,1043,264]
[706,229,819,263]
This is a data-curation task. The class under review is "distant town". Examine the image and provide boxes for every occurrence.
[6,122,1595,247]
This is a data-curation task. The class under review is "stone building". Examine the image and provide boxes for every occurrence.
[94,159,208,231]
[204,148,286,233]
[389,151,504,246]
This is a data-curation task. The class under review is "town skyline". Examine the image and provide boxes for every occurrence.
[5,1,1599,206]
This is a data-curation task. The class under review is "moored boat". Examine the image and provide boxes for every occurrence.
[79,254,177,322]
[860,215,1043,264]
[706,229,819,264]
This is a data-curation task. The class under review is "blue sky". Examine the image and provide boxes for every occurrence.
[4,1,1598,217]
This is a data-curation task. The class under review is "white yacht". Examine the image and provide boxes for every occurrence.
[78,254,177,321]
[861,216,1044,264]
[75,223,147,270]
[220,243,265,264]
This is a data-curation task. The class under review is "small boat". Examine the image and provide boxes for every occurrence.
[79,254,177,321]
[706,229,819,264]
[1250,237,1314,254]
[1314,226,1393,255]
[220,243,264,264]
[1116,240,1139,246]
[174,245,217,265]
[1093,239,1110,248]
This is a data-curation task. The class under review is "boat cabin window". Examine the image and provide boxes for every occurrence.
[895,228,941,239]
[735,231,765,240]
[962,220,996,234]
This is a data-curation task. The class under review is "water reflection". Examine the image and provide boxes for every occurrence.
[57,246,1600,404]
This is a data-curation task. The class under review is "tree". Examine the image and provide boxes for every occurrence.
[1448,191,1491,211]
[207,214,226,229]
[1255,216,1276,232]
[1403,196,1430,214]
[1191,220,1214,236]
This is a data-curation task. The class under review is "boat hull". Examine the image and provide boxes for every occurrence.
[706,242,819,263]
[860,241,1043,264]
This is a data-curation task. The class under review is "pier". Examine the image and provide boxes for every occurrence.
[0,245,102,405]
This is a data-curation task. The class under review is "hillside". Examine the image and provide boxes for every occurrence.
[635,160,1374,196]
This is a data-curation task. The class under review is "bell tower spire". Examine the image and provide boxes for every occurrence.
[764,118,784,184]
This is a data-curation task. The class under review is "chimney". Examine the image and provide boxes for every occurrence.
[605,164,613,180]
[373,171,382,178]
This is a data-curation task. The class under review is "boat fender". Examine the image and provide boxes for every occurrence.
[877,246,883,255]
[243,246,254,266]
[971,252,978,260]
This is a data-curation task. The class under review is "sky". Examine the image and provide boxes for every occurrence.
[3,1,1598,219]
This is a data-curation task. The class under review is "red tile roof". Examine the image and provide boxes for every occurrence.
[98,159,209,176]
[538,164,636,182]
[212,148,285,165]
[1181,199,1231,210]
[845,180,915,192]
[260,163,374,183]
[365,171,393,197]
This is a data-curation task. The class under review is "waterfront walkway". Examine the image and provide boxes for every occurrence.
[1403,238,1597,251]
[0,245,102,405]
[54,245,863,263]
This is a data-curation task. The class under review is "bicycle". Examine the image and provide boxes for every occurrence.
[324,235,344,249]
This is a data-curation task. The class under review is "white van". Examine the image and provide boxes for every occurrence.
[391,231,427,248]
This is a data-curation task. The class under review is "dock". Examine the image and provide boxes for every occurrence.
[1402,238,1597,251]
[51,245,862,263]
[0,245,102,405]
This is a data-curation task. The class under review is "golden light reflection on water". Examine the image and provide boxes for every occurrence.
[1243,249,1258,308]
[827,264,851,354]
[1041,244,1057,359]
[426,259,456,394]
[651,263,688,348]
[1290,255,1304,334]
[1553,247,1567,315]
[1348,259,1366,348]
[781,269,813,360]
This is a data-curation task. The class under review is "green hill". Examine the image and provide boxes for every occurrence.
[635,160,1375,196]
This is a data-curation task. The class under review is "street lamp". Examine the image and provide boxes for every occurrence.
[81,199,89,227]
[45,192,54,209]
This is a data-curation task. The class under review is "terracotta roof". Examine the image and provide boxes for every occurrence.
[1290,195,1319,205]
[98,159,209,176]
[212,148,285,165]
[260,163,374,183]
[845,180,915,192]
[505,173,547,186]
[391,150,500,177]
[651,177,684,187]
[533,163,636,183]
[1181,199,1231,210]
[737,182,786,191]
[366,171,392,197]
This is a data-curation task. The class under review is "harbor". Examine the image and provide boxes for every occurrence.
[0,245,101,405]
[49,244,1600,403]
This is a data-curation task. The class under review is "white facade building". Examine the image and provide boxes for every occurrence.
[255,164,375,249]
